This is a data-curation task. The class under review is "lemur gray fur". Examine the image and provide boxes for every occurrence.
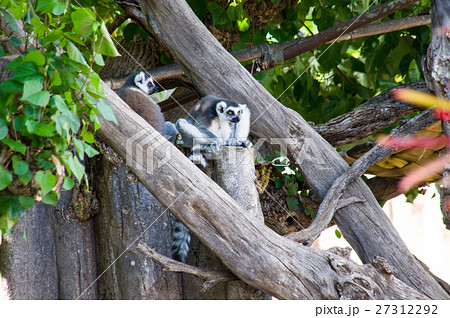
[172,95,251,262]
[116,71,178,142]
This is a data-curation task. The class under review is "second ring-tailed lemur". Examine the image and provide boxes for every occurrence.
[117,71,178,142]
[172,95,251,262]
[176,95,251,170]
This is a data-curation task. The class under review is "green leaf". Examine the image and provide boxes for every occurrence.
[97,22,120,57]
[33,124,56,137]
[0,118,8,139]
[50,94,68,112]
[287,182,299,197]
[71,8,96,39]
[8,196,27,218]
[226,5,243,21]
[62,152,85,183]
[237,17,249,32]
[96,99,117,124]
[286,196,299,210]
[0,79,23,93]
[43,29,64,45]
[0,8,19,33]
[207,2,227,25]
[74,138,85,159]
[335,228,342,239]
[93,53,104,66]
[36,0,66,15]
[21,79,50,107]
[11,62,41,83]
[42,191,58,206]
[83,131,95,143]
[67,40,88,65]
[12,155,29,175]
[19,196,35,209]
[2,138,26,154]
[34,170,56,196]
[0,167,13,190]
[19,171,32,185]
[63,177,74,190]
[30,18,47,38]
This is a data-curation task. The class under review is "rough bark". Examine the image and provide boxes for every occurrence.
[138,0,448,299]
[91,156,183,299]
[0,190,98,299]
[426,0,450,230]
[313,82,427,147]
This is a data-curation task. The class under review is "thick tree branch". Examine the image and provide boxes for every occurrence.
[314,82,428,147]
[138,0,448,299]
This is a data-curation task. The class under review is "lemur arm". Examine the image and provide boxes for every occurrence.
[228,106,251,147]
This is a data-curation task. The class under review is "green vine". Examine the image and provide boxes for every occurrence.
[0,0,119,235]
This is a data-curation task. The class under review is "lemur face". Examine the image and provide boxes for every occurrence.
[216,101,247,123]
[134,71,158,95]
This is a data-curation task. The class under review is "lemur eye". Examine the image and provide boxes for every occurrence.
[238,111,241,115]
[227,111,233,115]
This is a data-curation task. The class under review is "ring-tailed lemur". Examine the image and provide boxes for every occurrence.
[176,95,251,170]
[172,95,251,262]
[117,71,178,142]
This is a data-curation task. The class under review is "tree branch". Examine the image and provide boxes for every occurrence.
[137,243,238,291]
[313,82,428,147]
[277,0,421,63]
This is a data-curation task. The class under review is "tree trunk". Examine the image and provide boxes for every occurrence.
[0,190,98,299]
[138,0,448,299]
[92,155,183,299]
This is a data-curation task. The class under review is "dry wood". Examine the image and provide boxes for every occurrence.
[137,243,237,292]
[313,82,427,147]
[95,76,429,299]
[426,0,450,230]
[138,0,448,299]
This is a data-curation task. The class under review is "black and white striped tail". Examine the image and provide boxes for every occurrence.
[172,219,191,262]
[188,144,208,171]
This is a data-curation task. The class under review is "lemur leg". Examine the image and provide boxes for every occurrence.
[176,119,221,152]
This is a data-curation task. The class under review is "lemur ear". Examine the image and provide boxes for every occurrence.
[216,101,227,113]
[134,71,145,84]
[238,103,247,110]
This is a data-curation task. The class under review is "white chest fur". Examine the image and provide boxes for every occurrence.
[209,119,232,142]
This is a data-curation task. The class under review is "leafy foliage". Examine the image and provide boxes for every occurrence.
[189,0,431,124]
[0,0,119,234]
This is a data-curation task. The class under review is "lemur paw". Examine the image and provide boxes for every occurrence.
[226,139,252,148]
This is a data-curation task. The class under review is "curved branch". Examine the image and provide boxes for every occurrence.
[287,109,437,245]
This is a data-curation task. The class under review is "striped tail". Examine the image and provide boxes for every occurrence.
[188,144,208,171]
[172,219,191,262]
